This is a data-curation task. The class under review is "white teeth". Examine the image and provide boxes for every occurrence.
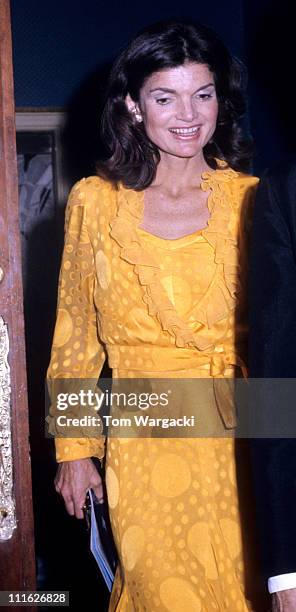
[169,127,200,135]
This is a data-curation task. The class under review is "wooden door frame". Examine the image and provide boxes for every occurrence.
[0,0,36,594]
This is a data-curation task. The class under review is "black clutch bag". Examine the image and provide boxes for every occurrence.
[84,458,118,590]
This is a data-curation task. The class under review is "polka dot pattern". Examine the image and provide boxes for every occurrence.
[95,249,112,290]
[187,521,219,580]
[151,453,191,497]
[106,466,119,509]
[121,525,145,571]
[105,437,263,611]
[52,309,73,348]
[48,176,266,610]
[159,577,202,611]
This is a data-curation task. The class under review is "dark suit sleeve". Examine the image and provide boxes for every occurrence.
[250,172,296,376]
[249,168,296,579]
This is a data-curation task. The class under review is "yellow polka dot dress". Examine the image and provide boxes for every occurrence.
[47,166,268,611]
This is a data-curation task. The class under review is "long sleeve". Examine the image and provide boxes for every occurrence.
[237,178,258,370]
[249,166,296,580]
[47,180,106,462]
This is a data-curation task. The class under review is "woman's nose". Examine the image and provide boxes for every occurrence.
[176,99,195,122]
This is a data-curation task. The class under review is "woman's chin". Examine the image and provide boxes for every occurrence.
[160,147,204,160]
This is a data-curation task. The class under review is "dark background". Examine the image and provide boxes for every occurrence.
[10,0,293,610]
[12,0,295,175]
[11,0,245,107]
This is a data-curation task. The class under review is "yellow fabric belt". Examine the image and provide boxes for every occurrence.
[106,344,246,378]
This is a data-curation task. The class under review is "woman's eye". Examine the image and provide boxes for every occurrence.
[156,98,171,105]
[196,93,213,101]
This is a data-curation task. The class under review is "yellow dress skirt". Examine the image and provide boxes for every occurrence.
[106,374,267,612]
[48,173,268,611]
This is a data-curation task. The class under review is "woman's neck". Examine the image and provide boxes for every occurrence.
[152,152,211,194]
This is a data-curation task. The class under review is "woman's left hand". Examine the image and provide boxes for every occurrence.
[54,457,104,519]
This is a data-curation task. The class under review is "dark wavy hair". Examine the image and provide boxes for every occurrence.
[97,19,252,189]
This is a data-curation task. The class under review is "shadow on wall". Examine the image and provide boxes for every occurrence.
[24,215,110,611]
[246,0,295,170]
[22,63,114,611]
[61,62,113,186]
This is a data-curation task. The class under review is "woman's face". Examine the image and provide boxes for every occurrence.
[132,62,219,160]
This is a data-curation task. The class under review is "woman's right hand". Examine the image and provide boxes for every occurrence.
[54,458,104,519]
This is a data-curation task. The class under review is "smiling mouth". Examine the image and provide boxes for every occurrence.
[168,126,201,136]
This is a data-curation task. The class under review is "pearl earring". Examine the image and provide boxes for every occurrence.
[131,107,142,123]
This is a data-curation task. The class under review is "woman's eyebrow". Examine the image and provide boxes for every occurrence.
[149,82,215,94]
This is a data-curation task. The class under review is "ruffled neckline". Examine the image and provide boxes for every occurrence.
[109,163,239,352]
[136,225,204,251]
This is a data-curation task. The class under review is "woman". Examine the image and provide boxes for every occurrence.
[49,20,266,611]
